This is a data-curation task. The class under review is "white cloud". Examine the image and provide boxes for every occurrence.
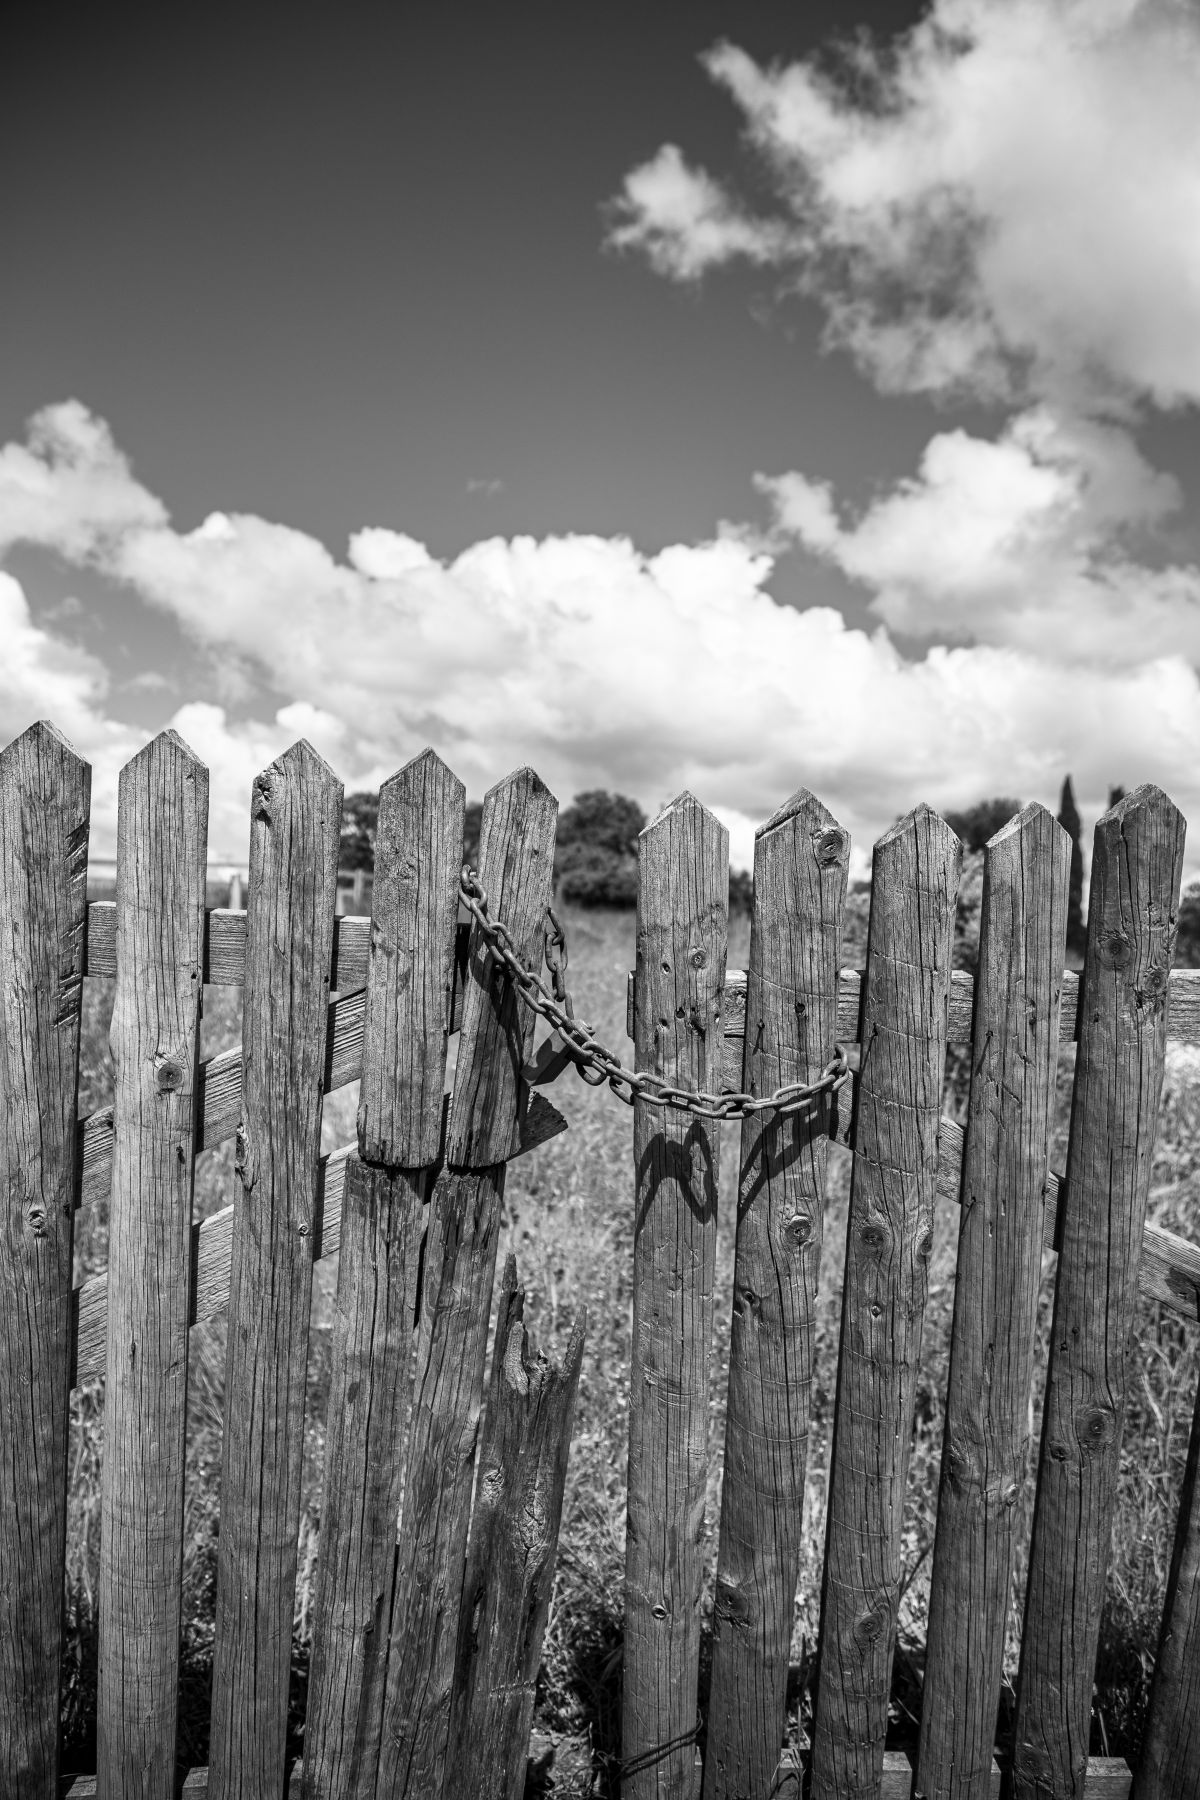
[0,399,166,558]
[759,407,1200,662]
[2,402,1200,878]
[608,0,1200,410]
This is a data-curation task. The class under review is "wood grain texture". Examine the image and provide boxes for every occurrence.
[298,1160,424,1799]
[1013,785,1185,1800]
[810,804,961,1800]
[69,1093,568,1389]
[377,766,558,1797]
[703,791,849,1800]
[0,723,89,1798]
[208,742,341,1800]
[623,792,729,1800]
[300,751,462,1797]
[1137,1360,1200,1800]
[916,806,1071,1800]
[1134,1369,1200,1798]
[85,901,372,990]
[96,731,208,1800]
[446,767,558,1167]
[357,747,464,1165]
[445,1257,586,1799]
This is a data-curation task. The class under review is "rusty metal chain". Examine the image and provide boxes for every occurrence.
[459,867,849,1121]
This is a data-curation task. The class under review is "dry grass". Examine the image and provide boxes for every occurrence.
[60,898,1200,1793]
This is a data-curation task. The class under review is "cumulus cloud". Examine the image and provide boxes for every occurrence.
[608,0,1200,410]
[758,407,1200,662]
[3,401,1200,875]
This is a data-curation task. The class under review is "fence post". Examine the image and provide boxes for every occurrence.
[623,791,728,1800]
[915,804,1071,1799]
[0,722,89,1797]
[809,804,961,1800]
[208,741,342,1799]
[1013,785,1185,1800]
[703,789,849,1799]
[444,1256,586,1797]
[300,748,464,1798]
[375,766,557,1797]
[97,731,209,1800]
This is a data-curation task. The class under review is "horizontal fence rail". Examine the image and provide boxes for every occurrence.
[2,719,1199,1800]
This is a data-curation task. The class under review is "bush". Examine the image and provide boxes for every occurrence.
[1176,884,1200,968]
[943,796,1022,851]
[555,791,646,908]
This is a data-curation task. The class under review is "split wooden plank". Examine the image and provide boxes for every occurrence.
[208,743,342,1800]
[1013,786,1186,1800]
[809,805,961,1800]
[916,805,1071,1800]
[1132,1354,1200,1797]
[703,791,849,1800]
[623,792,729,1800]
[376,765,558,1799]
[444,1257,586,1798]
[96,731,208,1800]
[300,749,464,1800]
[0,723,89,1798]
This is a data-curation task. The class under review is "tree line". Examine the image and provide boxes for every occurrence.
[340,779,1200,960]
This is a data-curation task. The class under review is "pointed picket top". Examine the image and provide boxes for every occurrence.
[1085,782,1185,991]
[119,724,207,783]
[362,746,466,1166]
[0,716,86,778]
[756,785,850,865]
[986,798,1063,851]
[251,736,342,816]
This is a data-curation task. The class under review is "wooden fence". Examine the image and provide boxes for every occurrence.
[1,719,1199,1799]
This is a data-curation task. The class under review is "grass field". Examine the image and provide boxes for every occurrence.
[60,889,1200,1794]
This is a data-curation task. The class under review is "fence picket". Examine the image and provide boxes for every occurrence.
[300,749,464,1798]
[703,789,849,1799]
[375,766,558,1798]
[1133,1372,1200,1798]
[208,742,342,1800]
[915,804,1071,1799]
[96,731,209,1800]
[809,804,961,1800]
[622,791,728,1799]
[1013,786,1186,1800]
[444,1256,586,1797]
[0,723,89,1798]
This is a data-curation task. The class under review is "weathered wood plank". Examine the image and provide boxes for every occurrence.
[1013,785,1185,1800]
[85,900,372,989]
[377,766,558,1798]
[810,805,961,1800]
[301,750,463,1800]
[96,731,208,1800]
[358,748,464,1165]
[623,791,728,1800]
[208,743,342,1800]
[1131,1321,1200,1797]
[916,805,1071,1800]
[704,791,849,1800]
[643,963,1200,1052]
[0,723,89,1798]
[445,1257,586,1797]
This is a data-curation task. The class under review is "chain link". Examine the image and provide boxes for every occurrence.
[458,867,850,1121]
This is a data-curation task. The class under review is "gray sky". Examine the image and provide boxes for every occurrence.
[4,0,1200,871]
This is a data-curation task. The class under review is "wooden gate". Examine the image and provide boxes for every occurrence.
[1,718,1198,1798]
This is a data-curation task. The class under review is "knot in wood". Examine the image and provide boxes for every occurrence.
[714,1576,752,1628]
[154,1052,183,1093]
[1099,929,1132,970]
[783,1212,813,1250]
[852,1604,887,1649]
[813,826,847,867]
[859,1222,887,1255]
[1075,1404,1116,1456]
[252,773,273,823]
[688,945,708,970]
[481,1465,506,1507]
[26,1199,48,1239]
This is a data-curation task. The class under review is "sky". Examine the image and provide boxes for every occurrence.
[4,0,1200,876]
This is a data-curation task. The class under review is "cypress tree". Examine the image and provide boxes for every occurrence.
[1058,775,1086,957]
